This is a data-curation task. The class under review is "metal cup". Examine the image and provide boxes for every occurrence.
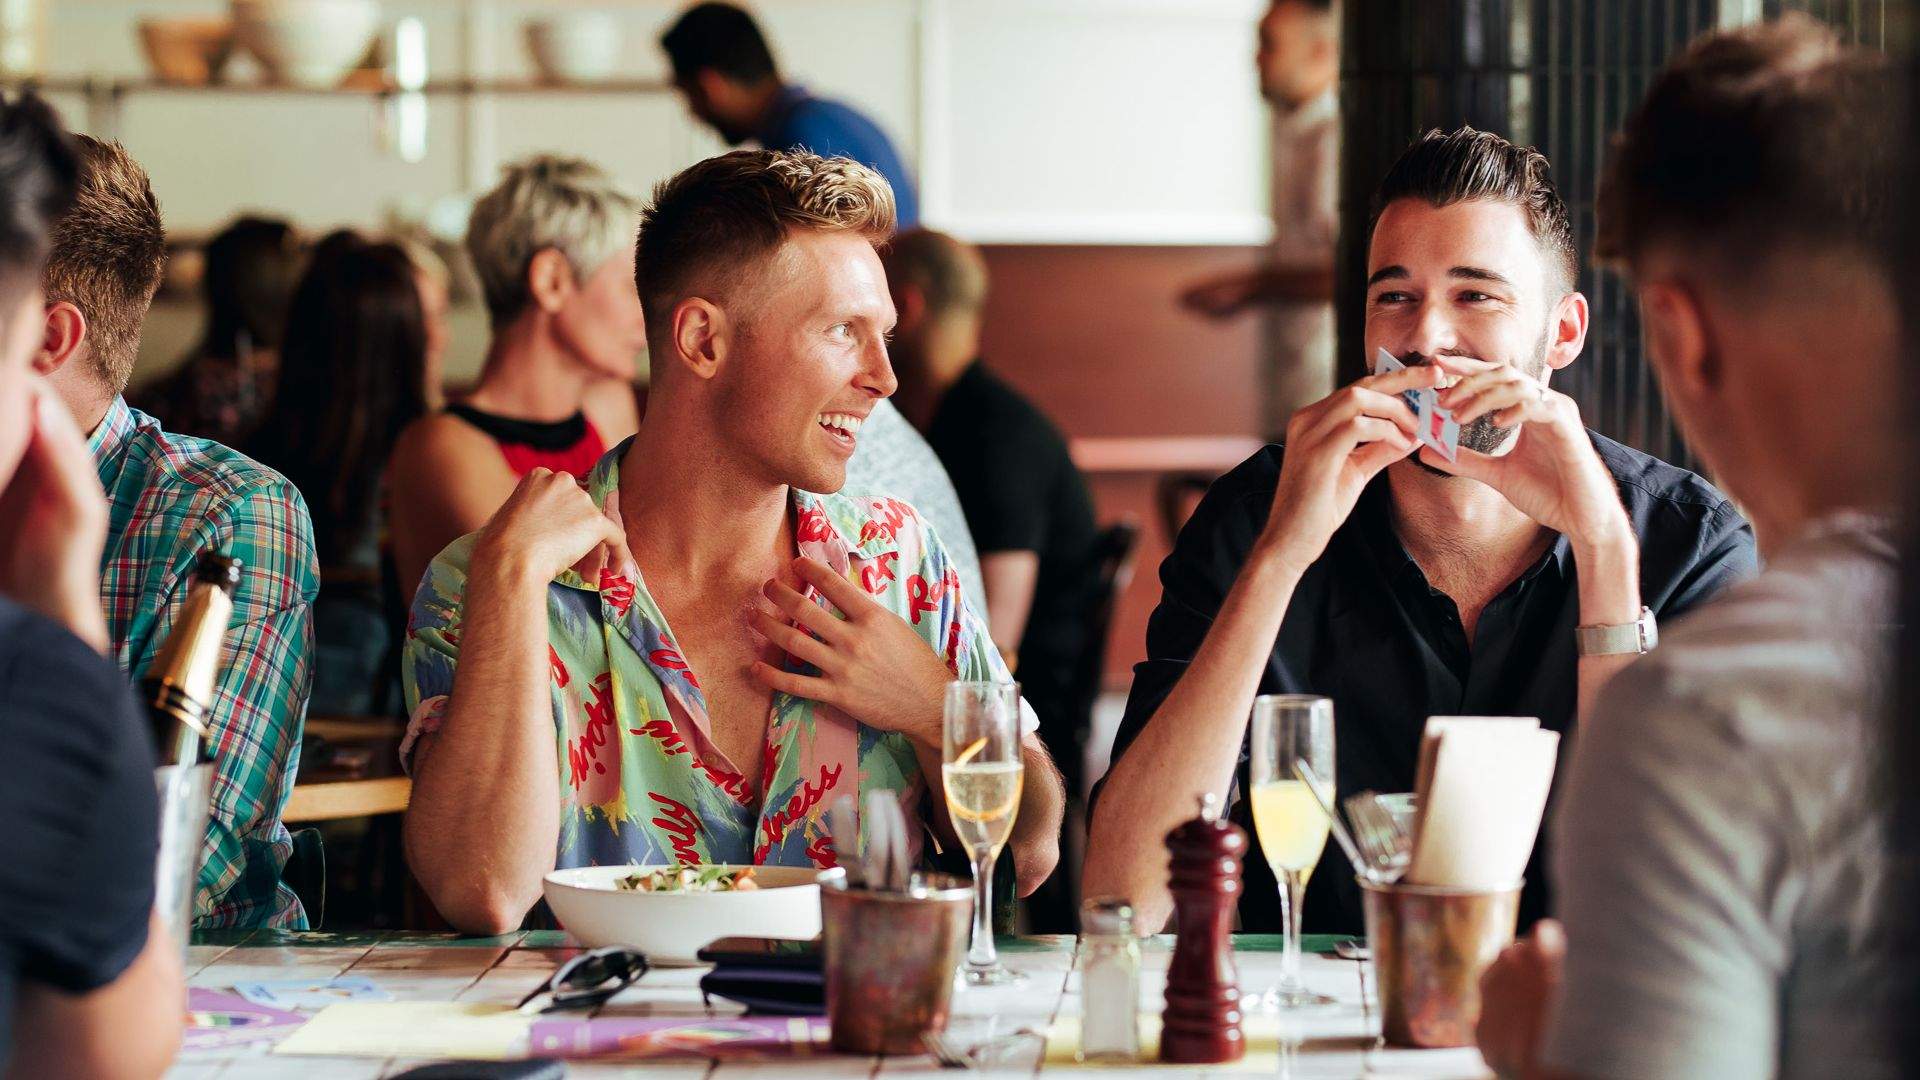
[820,868,973,1055]
[1359,878,1521,1048]
[154,762,215,956]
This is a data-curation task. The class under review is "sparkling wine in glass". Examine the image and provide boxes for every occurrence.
[943,680,1026,987]
[1249,693,1335,1009]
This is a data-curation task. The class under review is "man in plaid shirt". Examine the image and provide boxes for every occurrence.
[34,135,318,928]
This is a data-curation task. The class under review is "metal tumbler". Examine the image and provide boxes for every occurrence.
[1359,878,1521,1048]
[820,869,973,1055]
[154,762,215,955]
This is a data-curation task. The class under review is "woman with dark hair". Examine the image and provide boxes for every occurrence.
[248,238,430,716]
[138,215,303,446]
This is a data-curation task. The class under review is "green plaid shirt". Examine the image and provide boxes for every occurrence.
[90,397,318,929]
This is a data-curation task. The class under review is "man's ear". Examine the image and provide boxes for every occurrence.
[694,68,737,111]
[669,297,728,381]
[1542,290,1589,372]
[527,248,576,315]
[33,300,86,377]
[894,283,928,332]
[1638,281,1716,402]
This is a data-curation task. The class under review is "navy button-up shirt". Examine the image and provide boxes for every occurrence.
[1102,432,1758,932]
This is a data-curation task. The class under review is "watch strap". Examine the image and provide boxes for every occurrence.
[1576,606,1658,657]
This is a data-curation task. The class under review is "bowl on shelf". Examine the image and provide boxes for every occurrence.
[231,0,382,88]
[542,864,822,964]
[138,17,236,86]
[524,11,624,84]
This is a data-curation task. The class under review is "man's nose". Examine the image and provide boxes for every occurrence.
[861,338,898,398]
[1404,298,1459,359]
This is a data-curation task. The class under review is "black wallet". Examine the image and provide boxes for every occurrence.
[699,965,826,1016]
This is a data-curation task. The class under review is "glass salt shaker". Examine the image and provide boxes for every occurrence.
[1076,897,1142,1063]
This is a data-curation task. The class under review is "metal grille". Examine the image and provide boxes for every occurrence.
[1338,0,1898,471]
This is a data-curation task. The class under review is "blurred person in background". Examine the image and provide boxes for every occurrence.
[136,214,302,447]
[388,155,646,594]
[1181,0,1338,436]
[398,236,451,408]
[883,228,1099,932]
[33,133,318,929]
[248,238,430,718]
[1476,19,1905,1079]
[661,1,920,228]
[0,94,183,1079]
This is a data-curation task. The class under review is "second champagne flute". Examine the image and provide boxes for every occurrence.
[942,680,1026,987]
[1249,693,1335,1009]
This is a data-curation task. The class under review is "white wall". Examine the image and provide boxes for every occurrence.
[926,0,1271,244]
[45,0,1268,238]
[41,0,1272,382]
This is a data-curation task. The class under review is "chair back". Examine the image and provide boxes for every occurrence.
[1065,520,1142,732]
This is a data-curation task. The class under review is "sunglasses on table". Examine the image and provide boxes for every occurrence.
[515,946,651,1013]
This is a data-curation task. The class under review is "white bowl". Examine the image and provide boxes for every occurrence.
[524,13,624,83]
[232,0,381,88]
[542,864,822,964]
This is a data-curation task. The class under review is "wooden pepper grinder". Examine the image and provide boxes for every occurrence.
[1160,792,1247,1064]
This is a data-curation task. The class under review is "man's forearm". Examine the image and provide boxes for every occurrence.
[404,560,560,934]
[1083,544,1304,930]
[1009,738,1065,895]
[1251,263,1336,304]
[1572,531,1641,722]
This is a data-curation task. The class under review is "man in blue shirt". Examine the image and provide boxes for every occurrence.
[660,3,920,227]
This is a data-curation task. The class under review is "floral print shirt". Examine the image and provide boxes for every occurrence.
[400,441,1015,870]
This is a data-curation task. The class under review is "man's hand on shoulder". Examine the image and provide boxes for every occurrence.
[1258,364,1439,573]
[471,468,629,596]
[0,384,109,650]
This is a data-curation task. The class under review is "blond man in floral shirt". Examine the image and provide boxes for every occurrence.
[402,150,1065,934]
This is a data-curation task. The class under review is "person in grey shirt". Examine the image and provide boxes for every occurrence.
[1473,18,1902,1080]
[837,397,987,617]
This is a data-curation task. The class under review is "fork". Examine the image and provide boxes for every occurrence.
[923,1030,974,1069]
[923,1028,1045,1069]
[1344,791,1412,882]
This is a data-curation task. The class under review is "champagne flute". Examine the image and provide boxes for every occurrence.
[943,680,1026,987]
[1249,694,1335,1009]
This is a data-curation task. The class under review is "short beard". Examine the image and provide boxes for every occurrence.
[1408,326,1553,475]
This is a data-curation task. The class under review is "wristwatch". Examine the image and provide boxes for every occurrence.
[1576,606,1658,657]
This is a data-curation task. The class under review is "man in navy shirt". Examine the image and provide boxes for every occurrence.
[660,3,920,227]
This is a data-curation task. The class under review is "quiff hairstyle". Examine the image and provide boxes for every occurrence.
[634,148,896,353]
[466,154,643,327]
[44,134,166,394]
[1594,14,1899,278]
[1370,127,1578,296]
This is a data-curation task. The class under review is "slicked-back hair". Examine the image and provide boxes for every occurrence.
[1595,14,1900,278]
[635,148,895,353]
[1370,127,1578,295]
[660,3,778,86]
[0,93,78,312]
[44,134,165,394]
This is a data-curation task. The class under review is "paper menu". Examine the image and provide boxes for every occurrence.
[1405,716,1559,889]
